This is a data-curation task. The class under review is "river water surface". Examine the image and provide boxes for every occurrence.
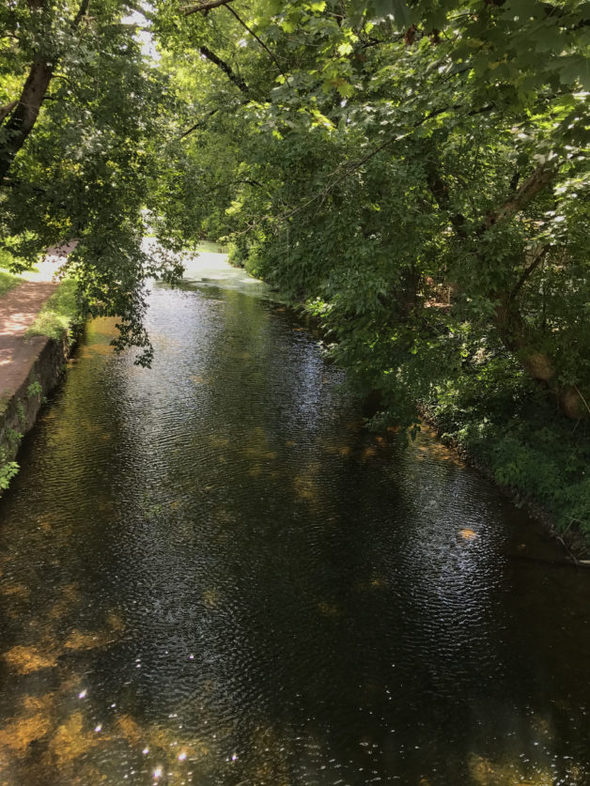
[0,251,589,785]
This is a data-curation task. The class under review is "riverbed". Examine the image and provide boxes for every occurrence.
[0,251,588,785]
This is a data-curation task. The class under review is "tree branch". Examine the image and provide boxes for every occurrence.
[199,45,249,94]
[0,0,91,181]
[249,106,455,230]
[425,164,466,236]
[483,163,556,229]
[178,108,219,139]
[0,100,18,124]
[183,0,236,16]
[224,4,288,81]
[0,58,54,181]
[71,0,90,29]
[509,245,548,300]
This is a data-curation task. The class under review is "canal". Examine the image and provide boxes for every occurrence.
[0,251,588,785]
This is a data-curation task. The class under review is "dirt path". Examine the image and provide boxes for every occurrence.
[0,281,58,399]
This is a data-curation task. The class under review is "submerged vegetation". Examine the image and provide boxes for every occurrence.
[1,0,589,531]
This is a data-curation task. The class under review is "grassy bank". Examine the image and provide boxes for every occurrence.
[0,270,23,297]
[25,279,80,341]
[424,354,590,549]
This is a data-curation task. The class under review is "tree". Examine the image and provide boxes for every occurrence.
[0,0,181,362]
[152,0,590,419]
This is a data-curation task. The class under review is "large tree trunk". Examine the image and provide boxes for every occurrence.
[0,0,89,182]
[493,298,588,419]
[0,57,54,182]
[426,158,588,417]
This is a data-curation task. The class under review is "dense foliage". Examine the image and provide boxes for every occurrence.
[152,0,590,422]
[1,0,589,523]
[0,0,181,362]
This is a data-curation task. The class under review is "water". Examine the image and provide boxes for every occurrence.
[0,252,588,785]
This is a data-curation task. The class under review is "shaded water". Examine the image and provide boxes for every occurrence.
[0,252,589,785]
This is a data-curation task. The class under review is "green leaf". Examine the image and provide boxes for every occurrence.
[559,55,590,90]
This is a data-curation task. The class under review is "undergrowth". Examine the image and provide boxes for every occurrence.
[426,354,590,540]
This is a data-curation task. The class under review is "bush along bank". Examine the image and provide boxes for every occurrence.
[421,353,590,558]
[0,279,83,494]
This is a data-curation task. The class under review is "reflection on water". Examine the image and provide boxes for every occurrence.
[0,251,589,785]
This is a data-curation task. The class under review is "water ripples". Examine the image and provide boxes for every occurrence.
[0,268,588,785]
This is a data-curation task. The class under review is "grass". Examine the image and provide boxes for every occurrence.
[0,270,23,297]
[25,279,80,341]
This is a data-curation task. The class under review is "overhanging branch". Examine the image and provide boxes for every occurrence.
[199,45,249,94]
[224,4,288,81]
[183,0,236,16]
[484,163,556,229]
[509,244,549,300]
[178,108,218,139]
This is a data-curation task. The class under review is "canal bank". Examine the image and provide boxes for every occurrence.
[0,280,80,490]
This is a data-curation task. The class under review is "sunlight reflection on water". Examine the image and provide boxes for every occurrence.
[0,251,588,785]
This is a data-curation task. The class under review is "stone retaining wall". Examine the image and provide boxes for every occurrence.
[0,330,80,489]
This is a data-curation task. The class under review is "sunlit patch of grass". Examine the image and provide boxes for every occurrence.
[116,713,211,766]
[468,753,554,785]
[63,627,118,651]
[412,426,466,467]
[317,600,341,617]
[209,435,230,448]
[202,588,220,608]
[37,511,62,532]
[293,460,322,504]
[47,583,81,621]
[49,711,107,768]
[215,509,235,525]
[25,278,79,341]
[116,714,143,747]
[1,583,31,600]
[294,474,316,500]
[0,269,23,297]
[244,445,277,461]
[250,725,291,786]
[355,577,389,592]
